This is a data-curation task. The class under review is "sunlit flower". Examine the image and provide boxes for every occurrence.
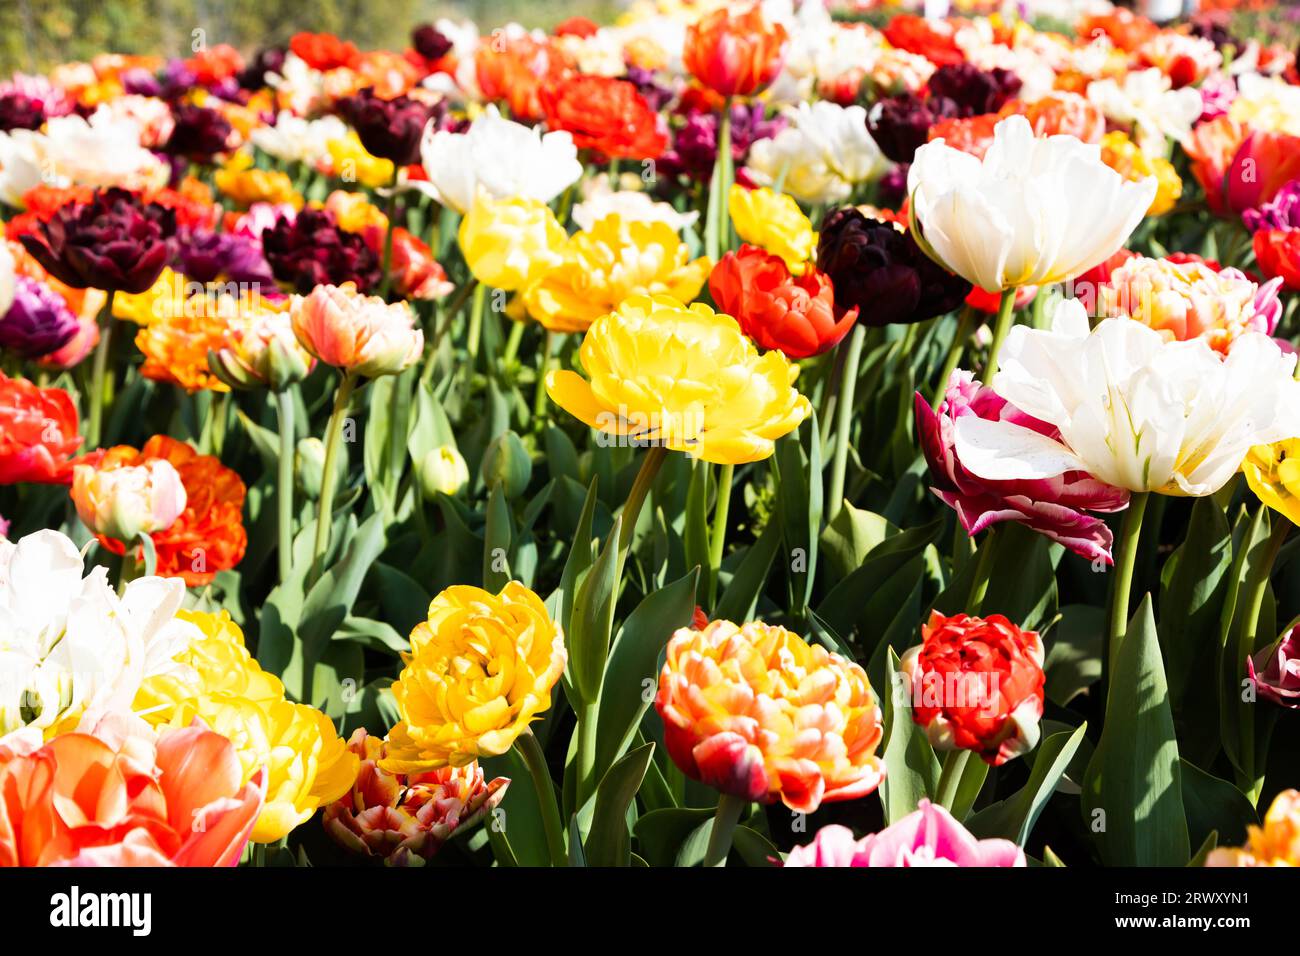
[655,619,884,813]
[0,373,84,484]
[459,193,567,292]
[728,185,816,274]
[523,214,709,334]
[1207,790,1300,867]
[324,131,394,189]
[214,151,303,209]
[209,302,314,392]
[1099,131,1182,216]
[546,294,810,465]
[1087,68,1202,153]
[72,457,186,544]
[381,583,567,773]
[1243,440,1300,530]
[290,282,422,377]
[683,4,787,99]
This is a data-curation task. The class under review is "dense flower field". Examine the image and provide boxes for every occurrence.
[1,0,1300,870]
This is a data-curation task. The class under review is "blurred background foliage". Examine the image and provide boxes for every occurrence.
[0,0,625,75]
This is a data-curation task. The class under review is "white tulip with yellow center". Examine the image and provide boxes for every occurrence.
[907,115,1157,292]
[953,299,1300,498]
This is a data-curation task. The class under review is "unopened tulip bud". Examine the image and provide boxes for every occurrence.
[480,430,531,498]
[209,309,315,392]
[71,459,187,543]
[418,445,469,499]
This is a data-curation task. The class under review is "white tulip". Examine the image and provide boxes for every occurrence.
[0,530,198,740]
[908,115,1157,292]
[0,243,14,319]
[414,105,582,215]
[747,101,887,205]
[953,299,1300,497]
[1087,68,1203,154]
[250,111,348,166]
[571,187,699,234]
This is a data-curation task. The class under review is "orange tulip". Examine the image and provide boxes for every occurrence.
[0,718,265,867]
[683,5,787,99]
[999,92,1105,144]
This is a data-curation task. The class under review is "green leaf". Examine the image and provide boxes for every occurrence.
[714,516,782,624]
[1179,759,1258,851]
[553,477,599,638]
[633,808,713,867]
[976,522,1061,630]
[775,425,821,614]
[567,816,587,867]
[406,380,456,465]
[820,503,897,581]
[334,616,409,655]
[481,748,550,867]
[1187,831,1218,868]
[1081,595,1190,866]
[566,516,622,706]
[879,649,940,824]
[818,519,941,637]
[584,742,655,866]
[682,460,710,581]
[732,826,780,867]
[482,484,513,592]
[1044,605,1103,707]
[967,724,1087,845]
[595,570,698,780]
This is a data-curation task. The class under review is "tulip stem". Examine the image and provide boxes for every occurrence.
[707,463,735,608]
[422,278,478,385]
[934,749,973,811]
[826,324,866,519]
[703,793,746,867]
[532,330,558,423]
[86,290,116,449]
[983,288,1016,382]
[704,97,734,262]
[1105,490,1150,687]
[310,372,358,582]
[967,525,1000,613]
[618,445,668,556]
[517,730,567,867]
[467,283,487,366]
[1232,514,1289,804]
[275,388,296,584]
[931,306,975,410]
[575,699,599,808]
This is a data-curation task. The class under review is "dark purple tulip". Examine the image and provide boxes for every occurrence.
[878,163,909,209]
[817,207,970,326]
[1243,179,1300,233]
[120,68,163,98]
[1248,624,1300,709]
[0,275,80,358]
[336,88,435,167]
[915,373,1130,564]
[165,103,234,159]
[20,187,176,294]
[868,93,958,164]
[0,92,45,132]
[239,47,287,91]
[262,208,382,294]
[174,228,278,288]
[659,103,785,178]
[412,24,454,61]
[927,63,1021,117]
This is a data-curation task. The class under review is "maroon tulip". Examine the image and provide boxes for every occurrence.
[20,187,176,294]
[1248,625,1300,709]
[0,92,45,132]
[165,103,234,160]
[927,63,1022,117]
[915,372,1129,564]
[412,25,454,62]
[868,93,958,164]
[817,207,970,326]
[262,208,382,294]
[337,88,434,167]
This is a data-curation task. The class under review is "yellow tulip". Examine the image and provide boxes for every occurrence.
[326,132,395,189]
[1099,131,1182,217]
[134,609,359,843]
[523,214,711,333]
[113,269,190,326]
[728,184,817,273]
[214,151,303,209]
[1244,440,1300,528]
[546,294,811,465]
[381,582,567,774]
[458,192,568,292]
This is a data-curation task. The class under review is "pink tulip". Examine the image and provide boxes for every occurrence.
[785,801,1026,867]
[290,282,423,378]
[915,372,1130,564]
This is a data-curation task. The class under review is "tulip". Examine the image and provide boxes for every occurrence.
[415,105,581,216]
[336,87,433,167]
[480,430,532,499]
[0,372,84,484]
[290,282,422,378]
[816,208,971,327]
[262,208,382,294]
[539,75,667,161]
[998,92,1107,144]
[134,609,359,844]
[0,274,80,359]
[709,244,854,359]
[164,103,234,160]
[87,436,247,587]
[417,445,469,499]
[745,102,887,206]
[1086,68,1202,154]
[1247,623,1300,710]
[1100,255,1282,353]
[0,91,45,132]
[868,93,960,164]
[929,63,1022,117]
[1099,131,1183,217]
[1206,790,1300,866]
[655,619,885,814]
[900,611,1046,767]
[916,372,1129,563]
[953,299,1300,498]
[323,729,508,866]
[72,458,187,544]
[1244,180,1300,291]
[0,718,266,866]
[785,803,1026,867]
[907,115,1156,292]
[546,294,811,466]
[458,193,567,293]
[683,4,787,99]
[1243,440,1300,530]
[19,187,176,294]
[209,305,315,392]
[521,214,710,334]
[0,529,194,738]
[381,582,567,773]
[728,185,816,274]
[571,188,699,234]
